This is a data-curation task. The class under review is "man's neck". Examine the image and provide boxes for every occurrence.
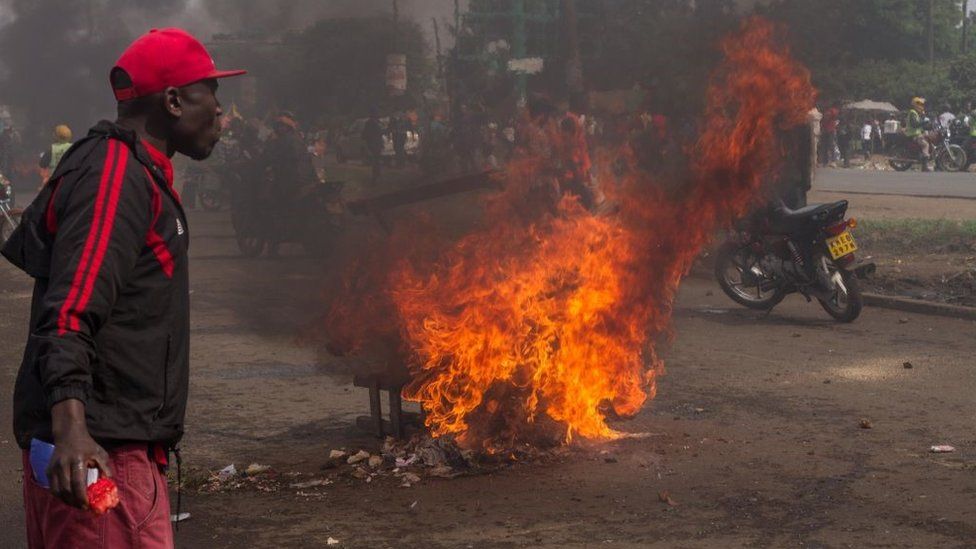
[115,117,173,158]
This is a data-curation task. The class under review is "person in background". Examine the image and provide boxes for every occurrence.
[0,120,19,178]
[38,125,73,187]
[966,101,976,138]
[819,104,839,167]
[261,112,318,255]
[905,97,929,171]
[389,114,408,168]
[861,119,874,160]
[836,116,852,168]
[362,108,384,183]
[937,103,956,129]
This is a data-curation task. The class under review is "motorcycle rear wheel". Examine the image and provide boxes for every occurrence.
[818,267,863,322]
[714,244,787,310]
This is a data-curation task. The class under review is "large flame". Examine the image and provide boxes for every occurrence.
[326,18,815,452]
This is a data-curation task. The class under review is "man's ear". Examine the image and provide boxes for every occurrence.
[163,87,182,118]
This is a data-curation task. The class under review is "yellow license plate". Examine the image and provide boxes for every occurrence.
[827,230,857,259]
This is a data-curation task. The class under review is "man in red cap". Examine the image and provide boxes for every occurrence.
[2,28,244,548]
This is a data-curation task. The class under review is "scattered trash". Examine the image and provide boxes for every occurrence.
[823,379,831,384]
[859,419,873,429]
[290,479,332,489]
[903,361,914,369]
[245,463,270,476]
[347,450,371,465]
[395,455,418,468]
[327,537,340,546]
[409,500,419,509]
[216,464,237,482]
[930,445,956,453]
[328,450,347,460]
[401,472,421,486]
[429,465,459,478]
[368,455,384,469]
[658,491,677,506]
[351,467,369,480]
[170,512,191,523]
[693,407,705,414]
[898,318,909,324]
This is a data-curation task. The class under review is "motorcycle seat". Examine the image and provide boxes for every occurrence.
[770,200,848,232]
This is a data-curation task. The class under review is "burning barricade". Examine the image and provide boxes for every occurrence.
[323,18,816,461]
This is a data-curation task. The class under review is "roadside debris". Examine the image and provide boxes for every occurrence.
[170,512,191,523]
[245,463,270,475]
[290,479,332,489]
[903,361,914,369]
[658,491,677,506]
[328,449,347,460]
[327,537,340,546]
[347,450,371,465]
[216,464,236,482]
[930,445,956,453]
[859,419,873,429]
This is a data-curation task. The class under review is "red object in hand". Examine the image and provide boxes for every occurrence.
[86,478,120,516]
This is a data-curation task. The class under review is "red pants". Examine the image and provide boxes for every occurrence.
[22,444,174,549]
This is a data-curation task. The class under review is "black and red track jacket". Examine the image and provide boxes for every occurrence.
[2,121,189,449]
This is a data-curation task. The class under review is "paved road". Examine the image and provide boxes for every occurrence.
[816,167,976,198]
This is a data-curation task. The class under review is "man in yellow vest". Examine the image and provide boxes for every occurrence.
[38,124,73,185]
[905,97,930,171]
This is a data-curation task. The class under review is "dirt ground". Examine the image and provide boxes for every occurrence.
[2,182,976,548]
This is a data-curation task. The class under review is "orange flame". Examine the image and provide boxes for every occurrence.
[325,18,815,452]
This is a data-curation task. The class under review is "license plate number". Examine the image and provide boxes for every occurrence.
[827,231,857,259]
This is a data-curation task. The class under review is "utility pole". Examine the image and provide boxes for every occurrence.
[964,0,970,54]
[433,17,445,93]
[928,0,935,67]
[513,0,527,104]
[562,0,584,107]
[392,0,399,51]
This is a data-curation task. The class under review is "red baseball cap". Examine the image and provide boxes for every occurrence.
[112,28,246,101]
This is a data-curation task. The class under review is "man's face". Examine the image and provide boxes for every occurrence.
[170,79,223,160]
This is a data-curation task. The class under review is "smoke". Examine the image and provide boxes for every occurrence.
[0,0,459,143]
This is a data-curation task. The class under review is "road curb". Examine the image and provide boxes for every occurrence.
[863,293,976,321]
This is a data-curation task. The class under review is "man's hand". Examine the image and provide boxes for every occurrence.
[46,399,113,509]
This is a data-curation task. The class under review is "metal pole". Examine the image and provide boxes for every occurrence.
[513,0,527,104]
[562,0,584,107]
[433,17,445,92]
[392,0,399,51]
[928,0,935,67]
[964,0,970,54]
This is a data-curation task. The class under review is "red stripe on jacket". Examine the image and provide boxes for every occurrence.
[144,167,174,278]
[68,144,130,332]
[56,140,128,335]
[57,140,123,335]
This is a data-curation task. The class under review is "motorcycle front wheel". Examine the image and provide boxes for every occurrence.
[936,145,967,172]
[0,211,19,246]
[714,244,787,310]
[198,190,223,212]
[818,265,863,322]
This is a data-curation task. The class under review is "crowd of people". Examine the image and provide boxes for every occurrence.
[818,96,976,171]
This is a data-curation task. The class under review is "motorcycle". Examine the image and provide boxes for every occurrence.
[231,173,347,258]
[948,118,976,171]
[0,172,20,247]
[714,200,875,322]
[888,122,966,172]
